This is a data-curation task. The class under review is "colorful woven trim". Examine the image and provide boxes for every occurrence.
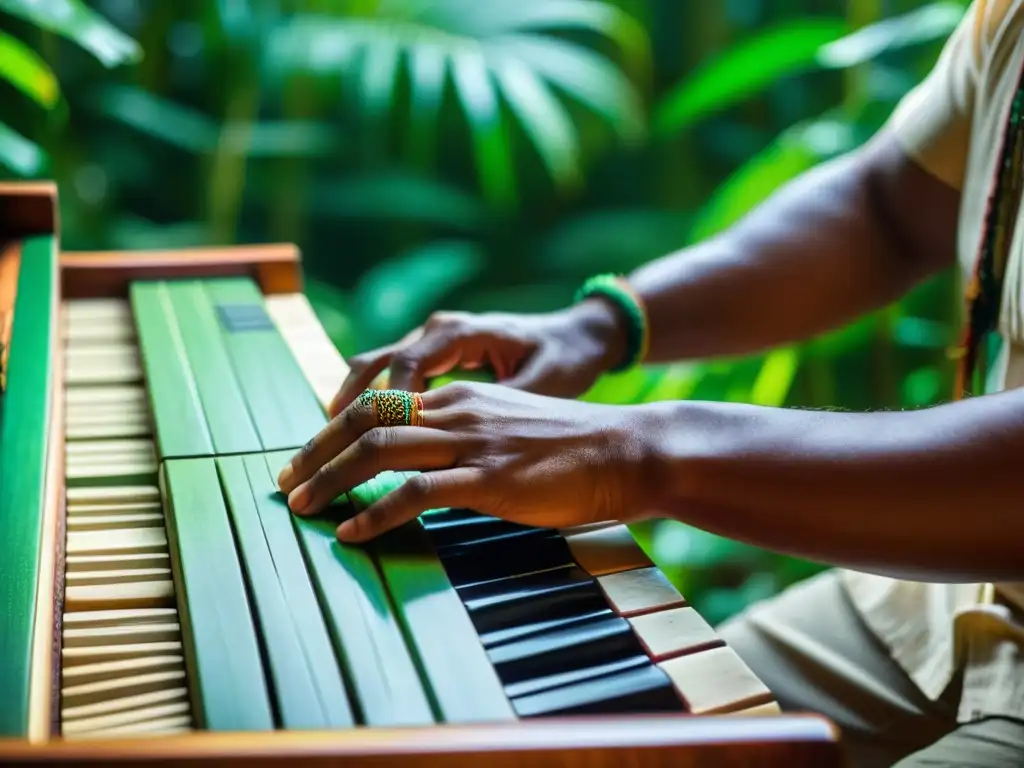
[955,58,1024,398]
[574,274,650,373]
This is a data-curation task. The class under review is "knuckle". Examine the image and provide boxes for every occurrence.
[347,353,374,374]
[310,460,335,492]
[424,310,463,332]
[358,428,391,462]
[390,350,420,376]
[403,472,434,500]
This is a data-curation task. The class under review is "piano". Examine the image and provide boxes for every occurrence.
[0,182,848,766]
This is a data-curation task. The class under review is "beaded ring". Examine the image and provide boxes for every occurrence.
[575,274,650,373]
[359,389,425,427]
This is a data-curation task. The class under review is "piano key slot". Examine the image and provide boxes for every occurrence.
[61,687,189,722]
[504,654,651,701]
[596,566,688,618]
[629,606,724,662]
[66,513,166,531]
[564,524,654,576]
[66,553,171,572]
[487,613,645,686]
[61,701,191,738]
[62,642,184,667]
[511,663,685,718]
[659,646,774,715]
[62,670,188,708]
[63,624,181,648]
[61,655,185,687]
[66,527,168,556]
[66,485,161,506]
[460,566,611,635]
[62,608,178,629]
[438,530,575,587]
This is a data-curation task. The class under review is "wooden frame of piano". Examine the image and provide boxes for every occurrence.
[0,182,848,767]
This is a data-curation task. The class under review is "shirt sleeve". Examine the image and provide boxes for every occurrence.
[885,1,990,190]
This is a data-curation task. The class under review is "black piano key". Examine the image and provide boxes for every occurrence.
[488,613,642,685]
[421,509,539,548]
[512,663,685,718]
[438,530,573,587]
[504,653,650,700]
[480,608,612,649]
[461,566,609,634]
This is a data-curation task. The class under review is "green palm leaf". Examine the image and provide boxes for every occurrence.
[0,0,141,67]
[265,0,648,207]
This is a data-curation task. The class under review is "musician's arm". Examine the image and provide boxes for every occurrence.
[632,392,1024,583]
[573,129,960,365]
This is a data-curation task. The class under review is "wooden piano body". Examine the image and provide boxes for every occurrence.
[0,183,848,766]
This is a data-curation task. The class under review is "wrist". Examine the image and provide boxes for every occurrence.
[563,297,629,374]
[573,274,649,372]
[622,400,718,515]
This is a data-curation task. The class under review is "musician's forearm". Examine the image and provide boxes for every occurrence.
[634,393,1024,583]
[625,134,956,363]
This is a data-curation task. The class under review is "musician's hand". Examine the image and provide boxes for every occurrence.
[277,381,656,543]
[327,299,628,417]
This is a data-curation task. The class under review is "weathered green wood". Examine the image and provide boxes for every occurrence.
[161,458,274,731]
[166,282,261,455]
[130,282,214,458]
[263,451,434,727]
[0,235,56,737]
[219,454,354,728]
[204,279,325,452]
[374,523,516,724]
[341,470,514,722]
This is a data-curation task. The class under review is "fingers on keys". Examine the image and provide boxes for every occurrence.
[336,467,483,543]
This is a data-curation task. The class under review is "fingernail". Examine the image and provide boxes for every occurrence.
[336,520,355,542]
[287,486,310,514]
[277,464,294,491]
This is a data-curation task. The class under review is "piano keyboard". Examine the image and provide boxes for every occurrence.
[0,182,846,766]
[53,282,780,738]
[59,299,193,739]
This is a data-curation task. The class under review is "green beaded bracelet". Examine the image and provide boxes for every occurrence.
[574,274,650,373]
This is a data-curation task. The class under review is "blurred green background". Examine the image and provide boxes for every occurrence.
[1,0,968,625]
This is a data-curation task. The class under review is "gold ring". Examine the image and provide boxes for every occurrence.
[359,389,425,427]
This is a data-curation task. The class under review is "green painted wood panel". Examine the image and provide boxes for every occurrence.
[161,458,274,731]
[204,279,325,452]
[166,282,261,455]
[0,235,56,736]
[130,282,214,458]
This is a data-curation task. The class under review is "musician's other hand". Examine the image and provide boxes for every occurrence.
[277,381,656,543]
[327,299,628,417]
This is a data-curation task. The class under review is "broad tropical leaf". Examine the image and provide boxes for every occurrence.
[265,0,648,206]
[0,0,141,67]
[0,30,59,109]
[653,19,848,135]
[654,2,966,136]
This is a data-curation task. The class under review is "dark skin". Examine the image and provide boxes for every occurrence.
[277,130,1024,584]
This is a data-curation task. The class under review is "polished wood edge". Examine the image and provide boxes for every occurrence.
[0,182,58,236]
[0,715,844,762]
[59,244,303,299]
[27,239,62,742]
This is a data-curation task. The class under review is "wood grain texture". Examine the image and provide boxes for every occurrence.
[60,245,301,299]
[0,715,847,766]
[0,182,58,237]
